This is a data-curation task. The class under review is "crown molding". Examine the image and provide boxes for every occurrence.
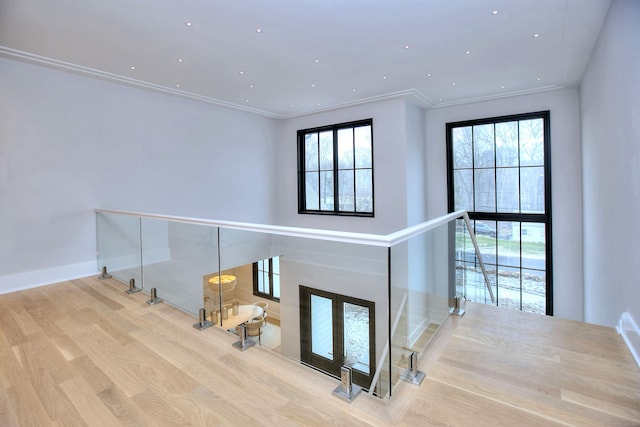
[431,85,565,109]
[276,88,435,119]
[0,46,282,118]
[1,46,566,120]
[1,46,439,120]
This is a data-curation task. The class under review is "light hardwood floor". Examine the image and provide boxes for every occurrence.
[0,276,638,426]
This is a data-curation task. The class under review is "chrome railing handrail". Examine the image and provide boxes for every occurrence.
[95,208,469,248]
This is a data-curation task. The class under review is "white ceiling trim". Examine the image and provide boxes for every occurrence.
[432,84,566,109]
[278,89,434,120]
[1,45,567,119]
[0,46,281,118]
[1,46,435,120]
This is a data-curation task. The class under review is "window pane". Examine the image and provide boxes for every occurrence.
[495,121,519,167]
[262,270,270,294]
[338,170,355,211]
[496,167,519,213]
[258,270,266,293]
[355,169,373,213]
[497,268,521,311]
[473,124,495,168]
[311,295,333,360]
[319,131,333,170]
[343,302,370,374]
[498,221,519,267]
[319,171,334,211]
[522,268,546,314]
[520,119,544,166]
[520,167,544,213]
[305,133,318,171]
[354,126,372,168]
[521,222,546,270]
[453,126,472,168]
[272,256,279,274]
[453,169,473,211]
[272,274,280,299]
[338,128,354,169]
[305,171,319,210]
[474,169,496,212]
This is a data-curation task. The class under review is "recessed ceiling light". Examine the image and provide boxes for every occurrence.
[404,44,410,49]
[249,84,255,88]
[185,21,192,27]
[239,71,244,75]
[317,103,321,106]
[255,28,262,33]
[452,82,456,86]
[245,99,250,103]
[492,10,499,15]
[465,50,471,55]
[290,104,294,107]
[383,76,388,79]
[177,58,183,63]
[426,73,432,77]
[533,33,540,38]
[439,98,443,101]
[536,77,542,81]
[129,66,136,70]
[311,84,316,87]
[352,89,356,92]
[501,85,505,89]
[314,59,319,63]
[175,84,181,88]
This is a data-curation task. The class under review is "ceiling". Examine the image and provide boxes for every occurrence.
[0,0,611,118]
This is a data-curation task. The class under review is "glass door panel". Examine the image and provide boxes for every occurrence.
[311,294,334,360]
[343,302,370,375]
[300,286,375,390]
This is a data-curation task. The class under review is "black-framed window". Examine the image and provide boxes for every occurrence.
[447,111,553,315]
[297,119,374,216]
[253,257,280,301]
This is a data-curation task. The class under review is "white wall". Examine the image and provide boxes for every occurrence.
[274,97,413,234]
[274,236,388,365]
[580,0,640,327]
[425,88,584,321]
[405,100,428,226]
[0,57,279,293]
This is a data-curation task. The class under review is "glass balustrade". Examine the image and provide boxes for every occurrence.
[95,209,489,400]
[96,211,142,286]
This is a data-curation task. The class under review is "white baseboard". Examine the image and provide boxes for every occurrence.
[617,312,640,368]
[0,261,97,295]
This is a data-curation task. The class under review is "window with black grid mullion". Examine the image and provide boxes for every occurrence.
[298,119,373,216]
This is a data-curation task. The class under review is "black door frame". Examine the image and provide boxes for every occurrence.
[299,285,376,389]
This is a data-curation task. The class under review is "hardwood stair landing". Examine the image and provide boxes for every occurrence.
[0,277,638,426]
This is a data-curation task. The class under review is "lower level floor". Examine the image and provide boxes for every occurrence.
[0,276,638,426]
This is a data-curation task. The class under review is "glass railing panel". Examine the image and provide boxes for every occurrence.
[140,218,219,316]
[96,211,142,286]
[96,208,492,401]
[215,227,277,330]
[455,218,496,305]
[388,220,457,397]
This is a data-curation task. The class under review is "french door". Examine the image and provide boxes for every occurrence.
[299,286,375,389]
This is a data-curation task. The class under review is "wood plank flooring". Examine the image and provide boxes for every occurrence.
[1,276,639,426]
